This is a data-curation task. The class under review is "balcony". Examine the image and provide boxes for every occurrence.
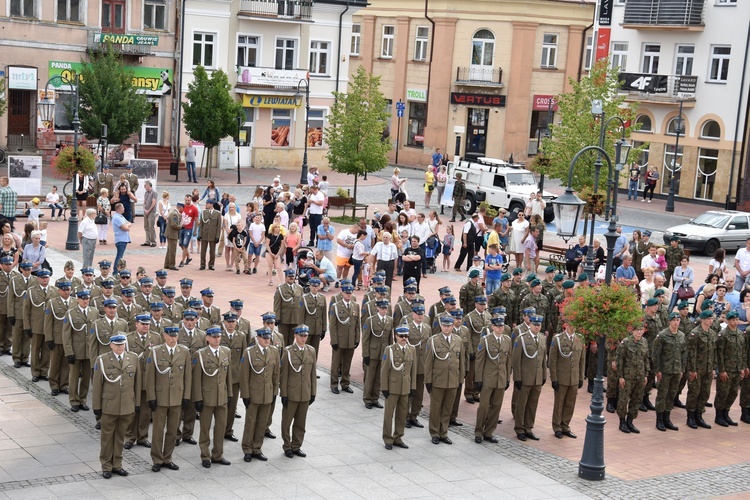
[238,0,313,21]
[623,0,705,30]
[618,73,698,105]
[454,67,504,88]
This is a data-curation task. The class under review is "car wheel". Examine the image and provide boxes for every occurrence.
[508,202,524,222]
[463,194,477,215]
[703,239,720,256]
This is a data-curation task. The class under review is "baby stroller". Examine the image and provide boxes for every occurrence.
[424,236,442,274]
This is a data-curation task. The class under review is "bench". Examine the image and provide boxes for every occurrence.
[14,195,70,221]
[540,243,568,273]
[341,202,369,219]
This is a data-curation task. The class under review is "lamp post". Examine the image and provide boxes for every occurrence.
[297,77,310,186]
[552,127,631,483]
[236,115,242,185]
[38,75,81,251]
[665,100,684,213]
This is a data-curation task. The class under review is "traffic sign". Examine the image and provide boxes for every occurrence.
[397,109,404,117]
[396,101,405,111]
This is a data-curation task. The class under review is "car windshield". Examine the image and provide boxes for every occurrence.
[691,213,730,229]
[506,172,536,186]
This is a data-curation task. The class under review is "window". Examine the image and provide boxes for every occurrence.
[662,144,683,194]
[641,43,660,74]
[101,0,124,32]
[610,42,628,71]
[414,26,429,61]
[635,114,652,132]
[406,102,426,147]
[541,33,558,68]
[667,116,685,136]
[275,38,297,70]
[10,0,36,18]
[350,23,361,56]
[54,92,75,131]
[716,0,737,4]
[193,32,215,68]
[632,141,649,190]
[584,35,594,70]
[307,109,326,147]
[237,35,259,67]
[674,44,694,76]
[238,108,255,146]
[708,45,731,83]
[729,216,749,230]
[471,29,495,81]
[144,0,165,30]
[271,109,292,147]
[695,148,718,200]
[529,110,553,140]
[381,25,394,58]
[701,120,721,139]
[309,41,330,75]
[57,0,81,22]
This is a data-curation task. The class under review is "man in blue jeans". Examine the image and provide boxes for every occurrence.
[111,203,131,274]
[185,141,198,183]
[627,164,641,200]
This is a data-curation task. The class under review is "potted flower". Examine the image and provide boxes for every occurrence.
[328,186,354,208]
[51,145,97,177]
[478,200,498,226]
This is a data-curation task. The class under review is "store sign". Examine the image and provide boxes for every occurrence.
[533,95,559,111]
[406,88,427,102]
[8,66,37,90]
[676,75,697,99]
[598,0,614,26]
[242,94,301,109]
[413,135,425,142]
[237,67,309,88]
[450,93,506,107]
[619,72,669,93]
[48,61,172,94]
[595,27,611,61]
[93,32,159,45]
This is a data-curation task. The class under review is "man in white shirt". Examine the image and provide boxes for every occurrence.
[411,213,432,276]
[247,214,265,274]
[78,208,100,269]
[307,249,337,291]
[307,185,325,246]
[640,244,658,272]
[401,201,417,224]
[734,238,750,292]
[530,192,546,218]
[335,225,358,286]
[370,232,398,288]
[357,218,376,253]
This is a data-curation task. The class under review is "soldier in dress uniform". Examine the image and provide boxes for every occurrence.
[45,280,72,396]
[459,270,483,313]
[394,277,423,304]
[381,325,416,450]
[9,260,34,367]
[329,284,360,394]
[113,269,132,297]
[686,310,716,430]
[425,315,465,444]
[713,310,745,427]
[199,200,222,270]
[93,164,114,200]
[431,295,458,335]
[641,298,662,412]
[94,260,114,287]
[146,325,192,472]
[161,287,184,323]
[90,299,128,429]
[474,315,511,444]
[153,269,169,298]
[0,256,13,355]
[362,286,391,322]
[549,322,585,439]
[63,289,99,412]
[123,165,139,219]
[193,326,232,468]
[177,309,205,446]
[240,328,280,462]
[149,302,173,335]
[117,288,142,332]
[92,334,140,479]
[488,274,516,327]
[261,312,284,440]
[512,314,547,441]
[393,285,419,327]
[229,299,252,346]
[75,267,102,299]
[652,312,686,432]
[220,312,247,442]
[362,273,390,306]
[510,306,535,414]
[449,309,471,426]
[274,269,303,346]
[189,299,212,331]
[741,317,750,424]
[427,286,452,327]
[362,300,392,409]
[175,278,196,309]
[405,304,429,429]
[92,279,120,315]
[125,314,161,449]
[463,295,491,404]
[280,325,317,458]
[616,323,649,434]
[330,278,354,308]
[136,277,156,310]
[24,268,51,382]
[199,288,222,326]
[300,278,327,360]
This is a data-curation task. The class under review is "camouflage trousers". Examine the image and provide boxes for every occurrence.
[607,360,618,401]
[686,372,713,414]
[655,373,681,412]
[714,371,742,411]
[617,377,645,420]
[740,376,750,408]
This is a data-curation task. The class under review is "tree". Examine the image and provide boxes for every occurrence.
[77,45,152,145]
[0,78,6,118]
[182,66,243,178]
[326,66,391,217]
[538,59,645,193]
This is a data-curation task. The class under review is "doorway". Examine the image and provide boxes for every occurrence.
[465,108,489,160]
[7,90,35,147]
[141,100,161,145]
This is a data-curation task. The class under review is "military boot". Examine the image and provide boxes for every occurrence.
[686,410,698,429]
[655,412,666,431]
[642,394,656,411]
[695,411,712,429]
[673,396,686,409]
[723,409,738,426]
[587,380,594,394]
[714,408,729,427]
[741,407,750,424]
[664,411,678,431]
[606,398,616,414]
[626,415,640,434]
[618,417,630,433]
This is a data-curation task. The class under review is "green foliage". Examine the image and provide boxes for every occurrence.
[478,200,497,218]
[326,67,391,216]
[538,59,646,192]
[51,145,97,177]
[0,78,6,118]
[561,282,643,343]
[77,45,152,144]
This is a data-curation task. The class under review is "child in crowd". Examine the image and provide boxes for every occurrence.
[362,257,372,290]
[27,198,42,228]
[397,229,409,276]
[39,221,48,246]
[468,255,485,285]
[442,224,454,271]
[319,175,329,210]
[228,223,249,275]
[655,247,668,276]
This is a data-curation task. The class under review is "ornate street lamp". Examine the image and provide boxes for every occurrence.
[296,77,311,186]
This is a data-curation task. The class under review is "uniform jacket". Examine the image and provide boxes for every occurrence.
[162,302,184,323]
[380,343,417,395]
[89,317,128,362]
[458,282,483,312]
[274,283,303,325]
[520,293,551,332]
[464,309,491,351]
[92,294,121,316]
[406,318,430,375]
[300,292,327,337]
[145,343,192,406]
[616,335,650,379]
[511,330,547,385]
[117,303,143,332]
[150,317,174,336]
[716,327,746,373]
[166,208,181,240]
[126,330,163,376]
[8,273,31,323]
[74,283,102,300]
[280,343,317,402]
[93,351,141,415]
[362,314,393,360]
[44,296,72,344]
[200,305,221,326]
[178,326,206,356]
[22,283,49,333]
[392,299,414,328]
[0,269,12,316]
[93,172,114,197]
[221,329,248,384]
[239,344,280,405]
[329,300,361,349]
[488,287,516,326]
[475,333,512,389]
[124,172,139,192]
[424,333,465,389]
[549,332,586,386]
[651,328,687,375]
[686,326,717,374]
[192,345,233,405]
[63,306,99,358]
[198,209,222,242]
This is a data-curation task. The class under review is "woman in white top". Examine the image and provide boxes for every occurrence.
[510,212,530,269]
[370,231,399,288]
[157,191,171,249]
[639,267,656,306]
[709,248,727,281]
[390,168,406,201]
[223,202,242,271]
[396,213,412,239]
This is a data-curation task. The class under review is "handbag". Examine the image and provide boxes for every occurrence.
[95,212,108,225]
[677,285,695,300]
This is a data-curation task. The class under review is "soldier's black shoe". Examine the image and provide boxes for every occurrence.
[410,419,424,428]
[554,431,563,439]
[673,397,686,409]
[587,381,594,394]
[224,434,238,442]
[251,453,268,461]
[70,405,80,412]
[32,376,40,382]
[79,404,90,411]
[705,402,713,407]
[475,436,483,443]
[431,437,440,444]
[292,449,306,457]
[264,430,276,439]
[686,410,698,429]
[440,437,452,445]
[714,409,729,427]
[112,469,128,476]
[13,362,21,368]
[164,462,179,470]
[152,464,162,472]
[695,412,712,429]
[342,387,353,393]
[524,432,539,441]
[465,396,474,404]
[606,398,616,414]
[285,450,294,458]
[642,396,655,411]
[183,437,197,445]
[741,407,750,424]
[244,454,252,462]
[385,443,393,450]
[123,442,133,449]
[373,402,383,409]
[484,436,499,443]
[639,403,648,412]
[723,410,738,426]
[516,433,527,441]
[449,419,462,427]
[405,420,412,429]
[102,471,112,479]
[664,411,678,431]
[137,440,151,448]
[175,439,180,446]
[562,431,577,438]
[331,387,340,394]
[211,458,230,465]
[393,442,408,449]
[95,422,101,430]
[61,388,69,394]
[51,389,59,396]
[619,417,631,434]
[656,412,666,431]
[365,403,373,409]
[202,460,211,468]
[235,412,241,419]
[626,416,640,434]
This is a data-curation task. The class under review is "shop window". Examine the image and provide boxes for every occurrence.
[102,0,125,32]
[632,141,649,190]
[54,92,75,132]
[271,109,292,147]
[406,102,426,147]
[381,25,394,58]
[307,109,326,148]
[662,144,683,194]
[11,0,37,18]
[701,120,721,139]
[309,41,330,76]
[708,45,731,83]
[238,108,255,146]
[237,35,259,67]
[350,23,361,56]
[193,32,215,68]
[275,38,297,70]
[695,148,718,200]
[529,110,553,140]
[57,0,81,22]
[635,114,652,133]
[144,0,165,30]
[541,33,558,69]
[414,26,428,61]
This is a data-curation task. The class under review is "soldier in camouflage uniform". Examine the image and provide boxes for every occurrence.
[605,336,620,413]
[713,311,746,427]
[685,310,717,429]
[741,320,750,424]
[459,270,483,313]
[546,274,566,335]
[653,289,669,326]
[520,279,551,336]
[652,312,686,432]
[463,296,491,403]
[641,298,662,412]
[616,323,649,434]
[508,269,527,327]
[541,266,556,297]
[673,300,694,408]
[514,274,536,320]
[664,237,686,289]
[489,274,516,326]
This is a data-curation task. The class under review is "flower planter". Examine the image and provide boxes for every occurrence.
[328,196,354,207]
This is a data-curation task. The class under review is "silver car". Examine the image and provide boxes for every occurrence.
[663,210,750,255]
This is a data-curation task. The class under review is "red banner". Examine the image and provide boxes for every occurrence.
[595,28,611,62]
[533,95,559,112]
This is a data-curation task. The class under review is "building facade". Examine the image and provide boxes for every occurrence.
[348,0,596,167]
